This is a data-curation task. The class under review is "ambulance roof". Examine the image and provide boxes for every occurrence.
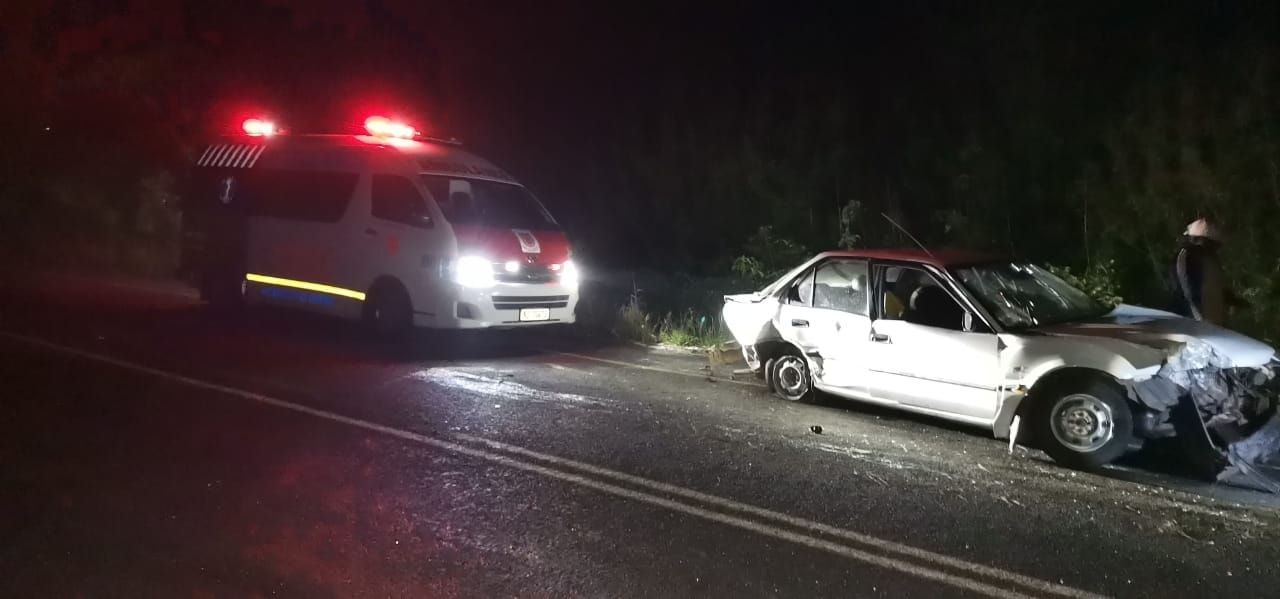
[193,134,519,184]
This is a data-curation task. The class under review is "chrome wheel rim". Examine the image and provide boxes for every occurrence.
[775,356,808,399]
[1050,393,1114,453]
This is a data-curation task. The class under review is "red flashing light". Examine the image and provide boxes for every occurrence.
[242,118,276,137]
[364,116,416,139]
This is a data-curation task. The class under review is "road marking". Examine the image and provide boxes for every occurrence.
[2,331,1102,599]
[455,433,1101,599]
[542,350,765,388]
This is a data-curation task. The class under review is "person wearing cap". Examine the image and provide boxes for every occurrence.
[1169,217,1245,324]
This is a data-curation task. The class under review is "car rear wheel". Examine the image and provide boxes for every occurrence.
[768,351,815,403]
[1034,379,1133,470]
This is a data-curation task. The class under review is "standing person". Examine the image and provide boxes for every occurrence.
[1169,217,1244,324]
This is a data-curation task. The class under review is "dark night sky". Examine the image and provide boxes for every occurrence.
[5,0,1279,272]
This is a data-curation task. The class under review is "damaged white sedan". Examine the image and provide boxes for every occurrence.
[723,249,1279,476]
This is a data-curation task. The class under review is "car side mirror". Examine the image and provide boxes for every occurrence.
[963,311,975,332]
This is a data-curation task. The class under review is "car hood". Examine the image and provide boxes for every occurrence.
[1034,304,1275,369]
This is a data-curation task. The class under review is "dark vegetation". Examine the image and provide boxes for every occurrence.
[3,2,1279,343]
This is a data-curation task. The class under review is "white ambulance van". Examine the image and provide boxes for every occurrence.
[180,116,579,334]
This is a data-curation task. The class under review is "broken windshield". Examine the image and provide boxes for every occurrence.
[954,262,1107,329]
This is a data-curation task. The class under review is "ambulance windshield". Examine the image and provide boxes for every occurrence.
[421,175,559,230]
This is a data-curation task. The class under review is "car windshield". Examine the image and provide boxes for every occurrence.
[421,175,559,230]
[953,262,1107,328]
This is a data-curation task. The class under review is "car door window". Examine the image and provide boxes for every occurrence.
[879,266,966,331]
[785,269,815,306]
[813,259,869,315]
[372,175,430,227]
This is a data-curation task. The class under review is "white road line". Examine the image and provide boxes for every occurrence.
[542,349,765,387]
[455,433,1102,599]
[2,331,1102,599]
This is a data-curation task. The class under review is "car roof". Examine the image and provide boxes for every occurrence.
[816,248,1006,268]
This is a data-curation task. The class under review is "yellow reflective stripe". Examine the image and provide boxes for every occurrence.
[245,273,366,301]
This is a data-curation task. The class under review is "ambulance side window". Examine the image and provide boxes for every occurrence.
[243,169,358,223]
[371,175,431,228]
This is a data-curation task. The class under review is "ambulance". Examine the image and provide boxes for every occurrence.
[180,116,579,334]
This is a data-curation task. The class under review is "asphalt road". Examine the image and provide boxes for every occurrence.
[3,271,1280,598]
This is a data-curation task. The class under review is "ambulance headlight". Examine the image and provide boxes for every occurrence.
[455,256,496,288]
[560,260,580,288]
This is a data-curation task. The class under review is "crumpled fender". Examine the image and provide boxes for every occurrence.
[1012,334,1169,383]
[722,294,783,347]
[991,333,1168,439]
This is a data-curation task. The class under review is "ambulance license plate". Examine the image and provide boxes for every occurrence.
[519,308,551,322]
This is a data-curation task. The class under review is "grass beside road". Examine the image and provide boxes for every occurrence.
[610,295,728,349]
[656,310,725,348]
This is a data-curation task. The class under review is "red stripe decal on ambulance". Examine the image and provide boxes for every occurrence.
[200,144,223,166]
[512,229,541,254]
[197,145,216,165]
[233,145,254,167]
[222,145,243,167]
[225,146,245,167]
[246,145,266,167]
[211,144,234,167]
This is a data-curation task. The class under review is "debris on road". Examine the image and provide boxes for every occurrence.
[810,425,823,434]
[1220,412,1280,493]
[706,340,747,381]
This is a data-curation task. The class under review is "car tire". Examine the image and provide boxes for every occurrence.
[364,282,414,339]
[1033,378,1134,470]
[1170,397,1230,480]
[768,350,816,403]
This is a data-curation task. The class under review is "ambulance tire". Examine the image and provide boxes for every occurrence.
[364,279,414,339]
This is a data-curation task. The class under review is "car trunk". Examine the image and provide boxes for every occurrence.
[722,292,780,348]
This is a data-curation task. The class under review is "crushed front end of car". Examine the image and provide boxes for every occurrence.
[1128,338,1280,492]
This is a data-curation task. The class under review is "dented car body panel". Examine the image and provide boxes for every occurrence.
[723,251,1278,455]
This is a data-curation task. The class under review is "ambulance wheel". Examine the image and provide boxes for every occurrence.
[364,280,413,338]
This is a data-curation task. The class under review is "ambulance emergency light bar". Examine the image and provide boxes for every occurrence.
[241,118,277,137]
[364,116,416,139]
[236,115,443,142]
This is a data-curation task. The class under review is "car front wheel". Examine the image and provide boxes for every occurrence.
[1034,379,1133,470]
[768,352,815,403]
